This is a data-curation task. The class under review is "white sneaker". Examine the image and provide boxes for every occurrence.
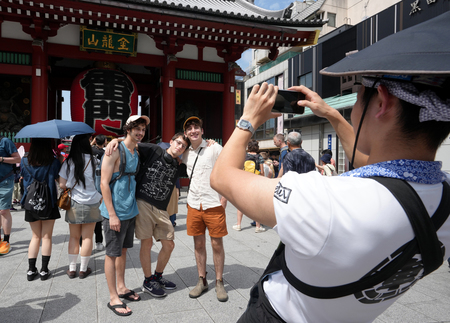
[96,243,105,251]
[255,226,266,233]
[232,224,241,231]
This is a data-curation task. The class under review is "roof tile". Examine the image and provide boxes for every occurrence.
[114,0,326,27]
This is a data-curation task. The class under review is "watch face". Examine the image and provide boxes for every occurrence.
[239,120,250,128]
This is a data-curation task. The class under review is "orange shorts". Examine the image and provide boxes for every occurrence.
[186,204,228,238]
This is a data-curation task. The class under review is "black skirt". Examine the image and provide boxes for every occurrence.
[24,206,61,223]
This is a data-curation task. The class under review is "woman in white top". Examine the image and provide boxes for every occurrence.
[59,134,102,279]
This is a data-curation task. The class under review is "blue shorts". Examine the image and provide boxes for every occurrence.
[103,217,135,257]
[0,178,14,210]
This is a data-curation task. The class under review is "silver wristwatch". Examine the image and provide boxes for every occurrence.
[237,119,255,135]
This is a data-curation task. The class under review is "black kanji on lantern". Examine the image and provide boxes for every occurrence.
[80,69,134,135]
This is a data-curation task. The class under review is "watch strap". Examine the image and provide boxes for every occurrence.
[237,119,255,135]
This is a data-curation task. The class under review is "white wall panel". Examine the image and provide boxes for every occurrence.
[1,21,32,41]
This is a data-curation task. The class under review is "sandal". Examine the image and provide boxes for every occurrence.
[118,290,141,302]
[107,302,132,316]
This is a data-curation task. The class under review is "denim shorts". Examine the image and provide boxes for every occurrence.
[65,200,102,224]
[103,217,135,257]
[0,178,14,210]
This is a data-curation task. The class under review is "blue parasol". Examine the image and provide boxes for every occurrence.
[15,119,95,139]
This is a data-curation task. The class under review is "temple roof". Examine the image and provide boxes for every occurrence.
[0,0,326,62]
[293,0,326,21]
[99,0,326,28]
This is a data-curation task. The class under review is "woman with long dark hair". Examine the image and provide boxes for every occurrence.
[21,138,61,281]
[59,134,102,279]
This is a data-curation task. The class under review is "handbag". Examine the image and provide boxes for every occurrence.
[57,188,72,210]
[58,159,91,210]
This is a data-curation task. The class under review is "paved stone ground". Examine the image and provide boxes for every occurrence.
[1,192,450,322]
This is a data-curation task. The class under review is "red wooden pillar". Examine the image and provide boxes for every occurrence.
[222,64,236,144]
[31,40,48,124]
[161,60,176,142]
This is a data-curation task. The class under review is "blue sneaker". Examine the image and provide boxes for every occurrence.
[142,280,167,298]
[157,276,177,290]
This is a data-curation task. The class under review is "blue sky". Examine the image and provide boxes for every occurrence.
[236,0,296,71]
[254,0,295,12]
[62,0,298,120]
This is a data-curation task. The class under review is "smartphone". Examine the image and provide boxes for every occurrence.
[272,90,305,114]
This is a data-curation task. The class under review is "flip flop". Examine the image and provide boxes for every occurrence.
[107,302,132,316]
[118,290,141,302]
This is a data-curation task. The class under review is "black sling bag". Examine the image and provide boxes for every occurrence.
[267,177,450,299]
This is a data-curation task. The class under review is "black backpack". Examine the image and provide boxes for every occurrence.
[23,162,53,220]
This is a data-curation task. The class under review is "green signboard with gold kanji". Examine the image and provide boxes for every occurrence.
[80,26,137,57]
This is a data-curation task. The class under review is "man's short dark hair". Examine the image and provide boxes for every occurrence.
[322,149,332,156]
[123,118,148,134]
[172,132,191,148]
[274,133,285,141]
[95,134,106,146]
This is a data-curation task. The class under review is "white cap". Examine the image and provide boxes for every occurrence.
[125,115,150,126]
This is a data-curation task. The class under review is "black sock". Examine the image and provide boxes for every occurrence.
[3,234,9,243]
[41,255,50,272]
[28,258,37,272]
[154,271,163,280]
[145,276,152,283]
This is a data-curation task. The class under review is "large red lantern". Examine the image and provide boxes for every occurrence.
[71,68,138,137]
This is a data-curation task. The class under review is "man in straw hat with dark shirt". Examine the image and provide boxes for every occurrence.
[210,11,450,323]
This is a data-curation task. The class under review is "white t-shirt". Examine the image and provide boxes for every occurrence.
[59,154,102,205]
[182,140,222,210]
[266,170,450,323]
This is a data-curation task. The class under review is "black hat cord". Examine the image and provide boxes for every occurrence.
[350,79,380,170]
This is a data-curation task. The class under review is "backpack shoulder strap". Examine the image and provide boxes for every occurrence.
[277,177,450,299]
[23,160,52,182]
[371,177,447,275]
[23,160,35,181]
[109,142,127,185]
[132,147,140,176]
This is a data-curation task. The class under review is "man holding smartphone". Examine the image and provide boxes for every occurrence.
[210,12,450,322]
